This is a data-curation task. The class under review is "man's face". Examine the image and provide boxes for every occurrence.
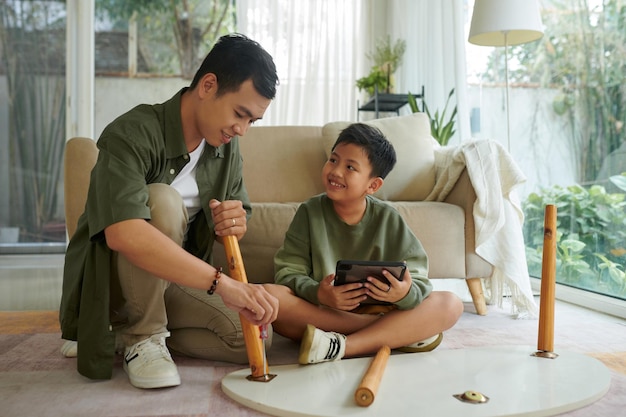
[196,76,271,148]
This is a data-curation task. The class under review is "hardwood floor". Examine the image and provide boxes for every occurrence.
[0,310,59,334]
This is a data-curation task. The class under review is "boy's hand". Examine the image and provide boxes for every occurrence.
[317,273,368,311]
[364,268,411,303]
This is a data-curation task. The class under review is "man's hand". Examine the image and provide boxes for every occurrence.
[209,199,247,239]
[317,274,368,311]
[216,276,279,326]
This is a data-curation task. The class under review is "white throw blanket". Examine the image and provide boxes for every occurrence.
[426,138,538,318]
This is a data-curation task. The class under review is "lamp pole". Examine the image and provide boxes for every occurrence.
[504,31,511,152]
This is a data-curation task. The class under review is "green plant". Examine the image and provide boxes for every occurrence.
[408,88,457,146]
[595,253,626,294]
[523,184,626,298]
[555,238,595,286]
[355,67,389,97]
[610,173,626,192]
[356,37,406,96]
[367,36,406,74]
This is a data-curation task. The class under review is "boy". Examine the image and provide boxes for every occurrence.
[266,123,463,364]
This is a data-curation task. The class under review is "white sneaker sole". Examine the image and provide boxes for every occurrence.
[123,361,181,389]
[396,333,444,353]
[60,340,78,358]
[298,324,317,365]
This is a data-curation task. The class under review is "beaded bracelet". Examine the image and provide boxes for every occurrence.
[207,266,222,295]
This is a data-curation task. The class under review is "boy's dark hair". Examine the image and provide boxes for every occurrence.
[332,123,397,179]
[189,33,279,100]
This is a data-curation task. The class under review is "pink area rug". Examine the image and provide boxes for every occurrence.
[1,299,625,417]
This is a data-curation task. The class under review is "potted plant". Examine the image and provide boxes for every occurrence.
[408,88,457,146]
[356,36,406,96]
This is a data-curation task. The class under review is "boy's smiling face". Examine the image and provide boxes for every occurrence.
[322,142,382,205]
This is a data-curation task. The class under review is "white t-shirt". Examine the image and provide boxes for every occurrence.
[170,139,205,222]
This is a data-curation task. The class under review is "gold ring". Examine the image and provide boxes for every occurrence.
[232,218,236,226]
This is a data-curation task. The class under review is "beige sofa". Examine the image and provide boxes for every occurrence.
[65,113,493,316]
[211,113,493,314]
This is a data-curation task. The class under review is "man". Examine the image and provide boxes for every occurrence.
[60,33,280,389]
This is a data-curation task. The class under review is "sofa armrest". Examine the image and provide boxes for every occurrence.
[64,137,98,239]
[442,168,493,279]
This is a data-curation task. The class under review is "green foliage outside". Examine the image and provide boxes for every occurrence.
[523,184,626,299]
[484,0,626,184]
[611,173,626,191]
[97,0,235,78]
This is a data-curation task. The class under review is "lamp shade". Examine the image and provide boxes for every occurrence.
[469,0,543,46]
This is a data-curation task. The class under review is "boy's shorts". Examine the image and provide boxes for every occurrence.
[351,304,397,315]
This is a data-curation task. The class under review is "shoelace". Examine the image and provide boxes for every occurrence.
[126,334,172,364]
[324,334,341,360]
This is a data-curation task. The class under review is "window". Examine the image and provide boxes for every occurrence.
[0,0,67,254]
[465,0,625,304]
[0,1,236,254]
[2,1,623,315]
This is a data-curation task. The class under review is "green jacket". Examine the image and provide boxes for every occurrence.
[274,194,432,309]
[60,89,251,379]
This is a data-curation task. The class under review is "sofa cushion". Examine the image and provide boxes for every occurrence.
[211,200,467,283]
[389,201,465,279]
[239,126,327,203]
[211,202,300,284]
[322,113,435,201]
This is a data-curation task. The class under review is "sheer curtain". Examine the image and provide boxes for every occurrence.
[389,0,470,143]
[236,0,367,125]
[237,0,469,141]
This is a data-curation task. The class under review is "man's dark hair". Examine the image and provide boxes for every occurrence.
[189,33,279,99]
[332,123,397,179]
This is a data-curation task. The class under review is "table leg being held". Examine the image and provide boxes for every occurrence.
[223,235,276,381]
[355,345,391,407]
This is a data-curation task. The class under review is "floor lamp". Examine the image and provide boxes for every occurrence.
[468,0,543,152]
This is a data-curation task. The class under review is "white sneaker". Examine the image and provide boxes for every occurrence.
[396,333,443,353]
[299,324,346,365]
[60,340,78,358]
[123,332,181,389]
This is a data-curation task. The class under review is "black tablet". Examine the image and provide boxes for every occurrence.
[334,260,406,286]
